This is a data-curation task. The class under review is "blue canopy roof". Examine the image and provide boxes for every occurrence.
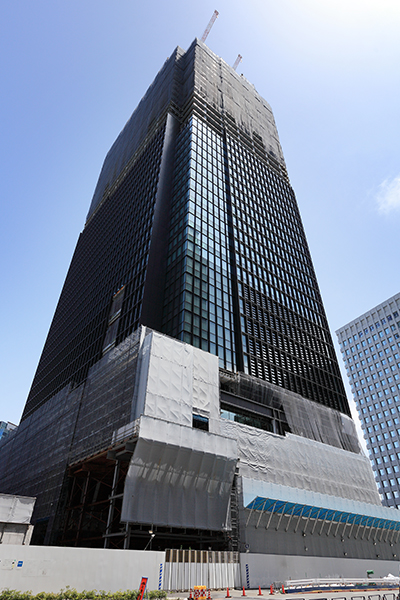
[246,496,400,531]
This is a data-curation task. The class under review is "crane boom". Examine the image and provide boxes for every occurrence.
[233,54,243,71]
[201,10,219,43]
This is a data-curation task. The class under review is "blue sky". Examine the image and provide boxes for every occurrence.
[1,1,400,442]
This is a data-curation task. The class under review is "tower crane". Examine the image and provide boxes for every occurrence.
[233,54,242,71]
[201,10,219,43]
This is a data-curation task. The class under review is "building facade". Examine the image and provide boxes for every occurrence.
[21,40,347,422]
[336,292,400,508]
[0,422,17,442]
[1,40,399,576]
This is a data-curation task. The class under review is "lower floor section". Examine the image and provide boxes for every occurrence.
[54,447,235,551]
[2,331,399,563]
[50,442,400,562]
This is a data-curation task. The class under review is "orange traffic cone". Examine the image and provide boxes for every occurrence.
[242,587,246,596]
[270,586,274,595]
[258,587,263,596]
[226,589,231,599]
[281,586,285,595]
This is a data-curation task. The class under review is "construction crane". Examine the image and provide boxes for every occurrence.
[201,10,219,43]
[233,54,242,71]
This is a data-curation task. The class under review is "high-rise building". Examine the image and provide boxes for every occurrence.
[0,421,17,441]
[22,40,347,421]
[1,40,399,578]
[336,292,400,508]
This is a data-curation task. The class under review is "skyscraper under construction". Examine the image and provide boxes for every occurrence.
[1,40,397,578]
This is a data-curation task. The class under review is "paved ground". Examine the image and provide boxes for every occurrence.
[167,588,399,600]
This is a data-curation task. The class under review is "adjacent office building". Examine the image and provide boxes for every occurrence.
[0,422,17,442]
[337,292,400,508]
[1,39,400,578]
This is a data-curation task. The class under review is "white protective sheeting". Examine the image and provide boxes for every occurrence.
[0,494,35,524]
[220,419,381,505]
[134,331,220,431]
[121,416,237,530]
[220,371,360,453]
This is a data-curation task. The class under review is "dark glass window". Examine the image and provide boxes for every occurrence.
[193,414,209,431]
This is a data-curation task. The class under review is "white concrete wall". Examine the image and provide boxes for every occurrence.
[0,545,165,594]
[5,545,396,593]
[240,553,399,587]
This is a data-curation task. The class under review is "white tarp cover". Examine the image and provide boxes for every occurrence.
[220,419,381,506]
[121,416,237,530]
[220,371,360,453]
[135,331,220,430]
[0,494,35,524]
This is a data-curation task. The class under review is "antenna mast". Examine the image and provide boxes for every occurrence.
[201,10,219,43]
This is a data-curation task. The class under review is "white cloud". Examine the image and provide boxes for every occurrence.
[376,174,400,214]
